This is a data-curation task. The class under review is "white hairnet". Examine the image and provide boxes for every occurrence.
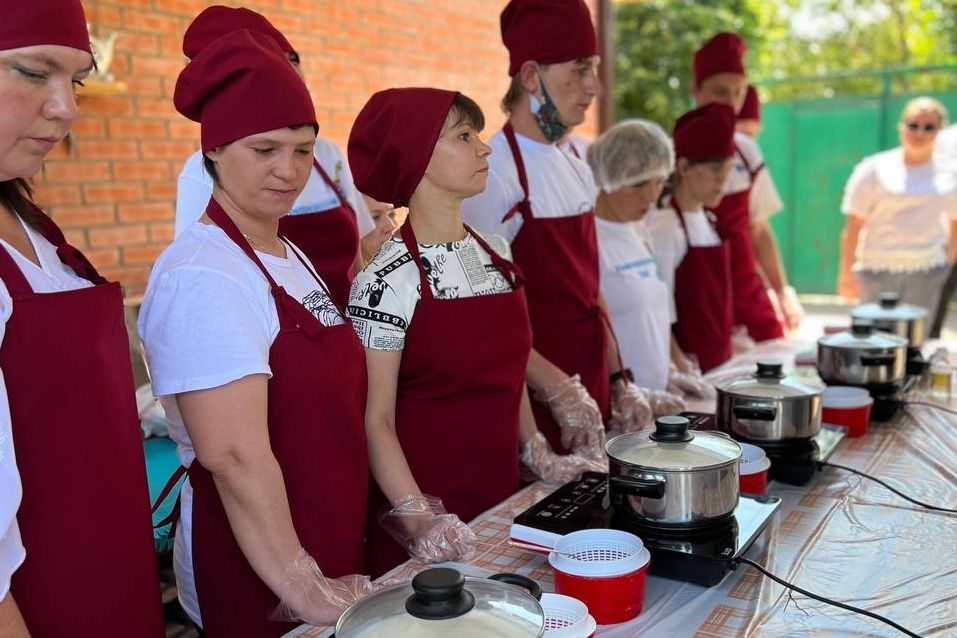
[586,119,674,193]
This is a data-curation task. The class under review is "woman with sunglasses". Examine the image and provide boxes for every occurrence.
[838,97,957,311]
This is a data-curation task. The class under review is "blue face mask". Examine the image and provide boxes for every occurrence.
[529,71,569,143]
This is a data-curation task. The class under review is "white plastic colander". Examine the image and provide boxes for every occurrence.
[548,529,650,578]
[540,593,597,638]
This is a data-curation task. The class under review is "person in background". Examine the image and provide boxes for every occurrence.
[347,88,603,577]
[691,33,803,337]
[173,6,393,305]
[139,30,375,636]
[0,2,164,636]
[735,84,761,138]
[363,194,408,232]
[646,104,737,372]
[463,0,655,453]
[839,97,957,316]
[587,119,710,408]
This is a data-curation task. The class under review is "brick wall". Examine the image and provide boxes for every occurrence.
[32,0,600,297]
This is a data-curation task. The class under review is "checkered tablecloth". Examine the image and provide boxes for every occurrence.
[289,341,957,637]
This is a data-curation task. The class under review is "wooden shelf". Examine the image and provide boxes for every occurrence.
[76,77,128,97]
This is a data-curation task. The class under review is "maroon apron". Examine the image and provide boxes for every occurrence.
[711,144,784,341]
[365,221,533,577]
[278,157,360,307]
[502,123,610,454]
[190,199,368,637]
[671,198,734,372]
[1,207,164,637]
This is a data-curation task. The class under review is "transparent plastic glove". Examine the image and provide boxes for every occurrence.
[271,548,380,626]
[609,380,654,433]
[533,374,605,454]
[780,285,804,331]
[666,363,716,399]
[646,388,687,417]
[378,494,477,563]
[520,431,607,485]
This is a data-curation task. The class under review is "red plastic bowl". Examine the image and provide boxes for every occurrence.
[738,442,771,495]
[822,386,873,437]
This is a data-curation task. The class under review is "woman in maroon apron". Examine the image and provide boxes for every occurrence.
[139,31,372,637]
[665,104,738,371]
[347,88,603,577]
[177,5,392,307]
[0,2,164,636]
[690,32,787,342]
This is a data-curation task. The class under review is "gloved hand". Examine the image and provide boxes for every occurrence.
[378,494,477,564]
[666,363,716,399]
[520,431,607,485]
[609,380,654,433]
[779,285,804,331]
[533,374,606,455]
[645,388,687,417]
[271,548,380,626]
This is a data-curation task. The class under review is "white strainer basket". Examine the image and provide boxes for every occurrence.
[548,529,650,578]
[540,593,597,638]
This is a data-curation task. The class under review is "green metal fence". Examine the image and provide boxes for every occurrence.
[756,67,957,294]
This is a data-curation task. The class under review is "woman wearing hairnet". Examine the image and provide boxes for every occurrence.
[587,121,712,423]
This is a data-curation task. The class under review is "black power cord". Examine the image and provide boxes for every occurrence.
[903,400,957,418]
[820,462,957,514]
[735,557,924,637]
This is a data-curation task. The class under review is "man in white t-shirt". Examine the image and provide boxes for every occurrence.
[463,0,656,450]
[691,33,802,339]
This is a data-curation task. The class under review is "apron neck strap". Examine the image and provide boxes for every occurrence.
[206,198,325,336]
[399,220,435,302]
[502,123,533,223]
[312,157,354,212]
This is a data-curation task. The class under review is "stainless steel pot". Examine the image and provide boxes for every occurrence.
[817,320,908,389]
[715,361,825,441]
[606,416,741,528]
[335,568,545,638]
[851,292,927,348]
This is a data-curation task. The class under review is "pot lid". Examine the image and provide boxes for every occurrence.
[818,319,908,350]
[716,360,825,399]
[852,292,927,322]
[334,568,545,638]
[605,416,741,471]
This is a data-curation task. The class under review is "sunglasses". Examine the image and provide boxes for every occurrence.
[904,121,938,133]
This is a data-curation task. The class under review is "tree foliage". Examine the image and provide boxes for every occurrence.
[614,0,957,126]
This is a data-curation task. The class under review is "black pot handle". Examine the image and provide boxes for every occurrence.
[733,404,777,421]
[860,353,897,367]
[487,573,542,601]
[609,475,666,500]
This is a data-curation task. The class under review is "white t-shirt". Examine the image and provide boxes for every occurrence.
[724,132,783,223]
[137,221,343,627]
[0,218,94,599]
[645,203,722,306]
[596,217,671,390]
[937,124,957,164]
[841,148,957,273]
[347,232,513,351]
[174,137,374,239]
[559,132,592,160]
[461,129,597,243]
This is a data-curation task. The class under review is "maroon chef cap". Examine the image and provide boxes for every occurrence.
[693,32,746,85]
[183,5,294,60]
[501,0,598,76]
[348,88,458,206]
[738,85,760,121]
[673,103,736,162]
[174,30,316,152]
[0,0,91,54]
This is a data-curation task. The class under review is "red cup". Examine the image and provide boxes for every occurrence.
[822,386,873,437]
[548,530,650,625]
[738,442,771,495]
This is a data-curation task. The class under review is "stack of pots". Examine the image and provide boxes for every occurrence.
[817,319,909,393]
[715,361,825,443]
[606,416,742,530]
